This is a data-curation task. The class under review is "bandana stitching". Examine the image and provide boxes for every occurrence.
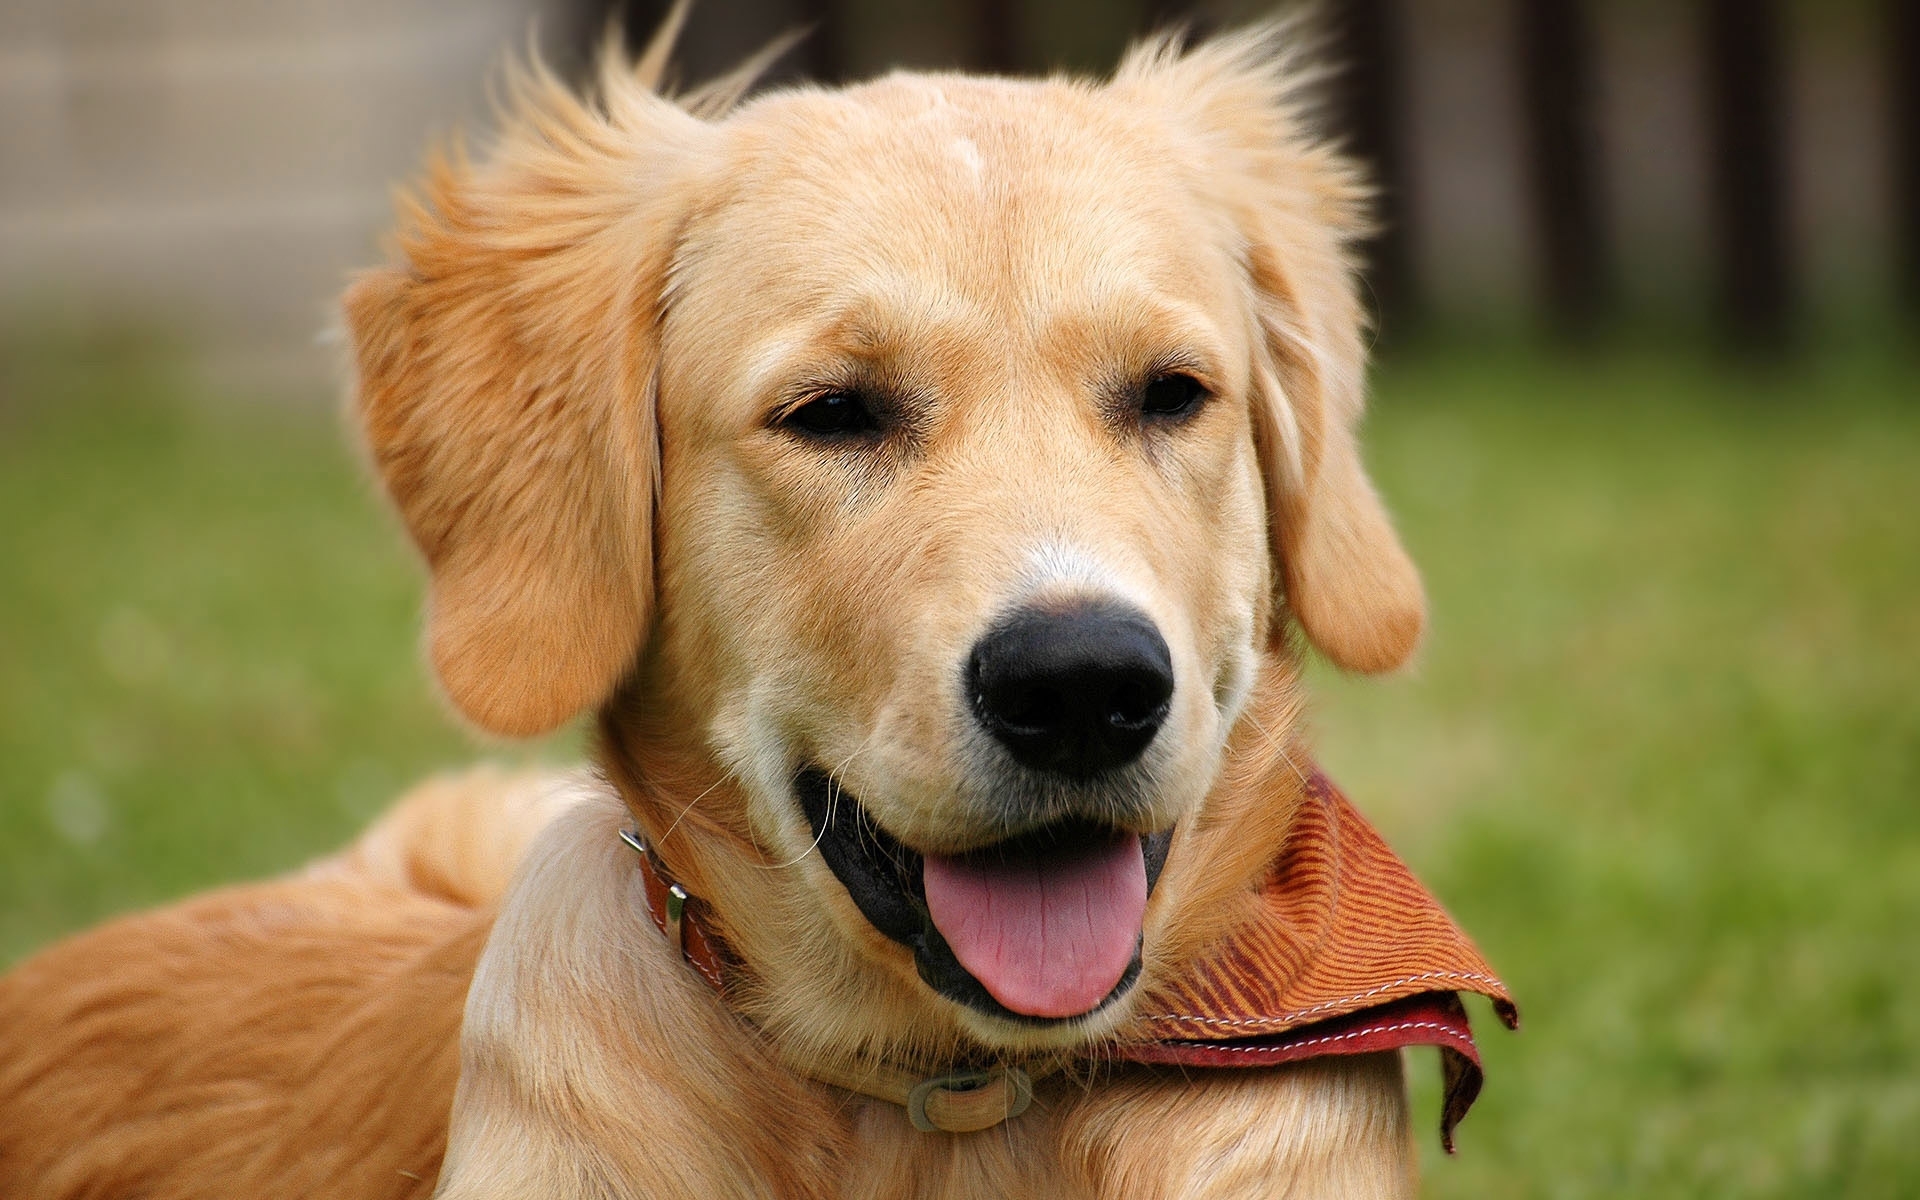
[1140,971,1507,1027]
[1155,1018,1474,1055]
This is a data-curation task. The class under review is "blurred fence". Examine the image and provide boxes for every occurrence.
[598,0,1914,350]
[0,0,1910,381]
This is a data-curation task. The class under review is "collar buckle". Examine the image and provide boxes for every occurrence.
[618,827,688,957]
[905,1066,1035,1134]
[663,881,688,958]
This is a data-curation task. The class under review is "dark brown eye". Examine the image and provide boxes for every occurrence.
[783,390,877,438]
[1140,373,1207,419]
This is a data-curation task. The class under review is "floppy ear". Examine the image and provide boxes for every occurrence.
[344,56,707,736]
[1116,27,1425,673]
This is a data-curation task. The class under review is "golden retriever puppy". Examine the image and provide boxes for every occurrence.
[0,17,1514,1199]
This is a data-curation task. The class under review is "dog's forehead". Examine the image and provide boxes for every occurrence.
[680,73,1235,319]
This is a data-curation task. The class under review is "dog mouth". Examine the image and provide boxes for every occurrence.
[794,768,1173,1025]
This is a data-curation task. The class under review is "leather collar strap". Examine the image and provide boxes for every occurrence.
[625,769,1517,1150]
[621,827,734,992]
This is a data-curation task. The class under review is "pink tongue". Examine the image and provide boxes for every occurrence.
[921,833,1147,1019]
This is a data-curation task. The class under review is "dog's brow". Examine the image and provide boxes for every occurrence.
[738,325,826,401]
[737,286,994,399]
[1062,291,1226,360]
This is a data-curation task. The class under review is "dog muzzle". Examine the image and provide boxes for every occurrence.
[622,768,1517,1151]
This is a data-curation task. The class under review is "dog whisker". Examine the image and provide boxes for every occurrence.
[657,775,728,847]
[1238,707,1310,789]
[755,726,880,872]
[765,803,835,871]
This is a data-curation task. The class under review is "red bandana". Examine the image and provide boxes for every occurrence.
[1114,771,1517,1150]
[632,770,1516,1150]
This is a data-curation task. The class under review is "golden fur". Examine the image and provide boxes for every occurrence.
[1,19,1430,1198]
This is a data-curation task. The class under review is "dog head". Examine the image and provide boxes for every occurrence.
[346,26,1421,1059]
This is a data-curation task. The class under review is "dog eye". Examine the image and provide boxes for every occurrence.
[783,390,879,439]
[1139,373,1208,420]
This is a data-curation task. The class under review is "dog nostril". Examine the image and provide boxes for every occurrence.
[1107,679,1161,729]
[967,603,1174,778]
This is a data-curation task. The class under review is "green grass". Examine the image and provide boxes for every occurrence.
[0,339,576,961]
[1314,343,1920,1195]
[2,335,1915,1195]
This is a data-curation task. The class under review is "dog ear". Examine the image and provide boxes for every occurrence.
[344,57,708,736]
[1115,27,1425,673]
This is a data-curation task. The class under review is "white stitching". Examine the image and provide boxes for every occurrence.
[1158,1020,1471,1056]
[689,953,725,991]
[1140,971,1502,1029]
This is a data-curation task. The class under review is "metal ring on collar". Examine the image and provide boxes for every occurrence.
[906,1066,1034,1133]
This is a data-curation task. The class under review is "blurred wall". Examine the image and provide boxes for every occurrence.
[0,0,545,381]
[1392,0,1891,323]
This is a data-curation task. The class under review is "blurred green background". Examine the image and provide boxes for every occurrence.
[5,0,1919,1195]
[4,330,1913,1196]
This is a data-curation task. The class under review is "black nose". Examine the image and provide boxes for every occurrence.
[967,603,1175,778]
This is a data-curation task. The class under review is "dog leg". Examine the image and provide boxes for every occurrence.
[1055,1052,1416,1199]
[0,877,480,1200]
